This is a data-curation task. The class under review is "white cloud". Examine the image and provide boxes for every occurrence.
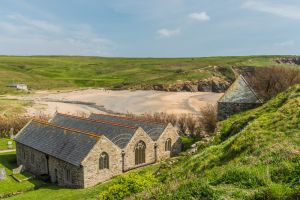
[7,14,62,33]
[243,0,300,20]
[274,40,295,47]
[189,12,210,21]
[0,14,114,56]
[157,28,181,38]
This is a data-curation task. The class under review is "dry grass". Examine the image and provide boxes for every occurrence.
[198,104,217,134]
[125,104,217,138]
[0,113,50,138]
[247,66,300,101]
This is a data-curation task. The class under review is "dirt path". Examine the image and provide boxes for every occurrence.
[5,89,223,117]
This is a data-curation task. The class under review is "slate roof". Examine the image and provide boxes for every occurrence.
[219,75,262,103]
[51,113,138,149]
[15,120,99,166]
[89,113,168,141]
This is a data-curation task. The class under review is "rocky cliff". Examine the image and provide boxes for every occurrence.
[152,76,231,92]
[274,57,300,65]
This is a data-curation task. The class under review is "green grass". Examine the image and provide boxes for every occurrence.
[0,152,47,198]
[0,55,295,94]
[12,172,33,182]
[139,84,300,199]
[0,138,15,151]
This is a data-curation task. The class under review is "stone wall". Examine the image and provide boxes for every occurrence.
[81,136,122,188]
[156,124,181,161]
[48,156,84,188]
[123,128,155,172]
[16,142,84,188]
[16,143,48,176]
[217,102,262,121]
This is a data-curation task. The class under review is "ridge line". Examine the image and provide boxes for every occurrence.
[32,119,102,139]
[56,113,138,129]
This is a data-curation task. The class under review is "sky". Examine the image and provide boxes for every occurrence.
[0,0,299,57]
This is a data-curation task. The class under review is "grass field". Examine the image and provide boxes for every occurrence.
[0,152,47,198]
[0,138,15,151]
[0,55,295,94]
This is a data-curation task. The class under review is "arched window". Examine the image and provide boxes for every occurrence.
[99,152,109,170]
[135,141,146,165]
[165,138,172,151]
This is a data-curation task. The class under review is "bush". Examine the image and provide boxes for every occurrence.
[99,172,157,200]
[177,114,187,135]
[186,115,196,135]
[199,104,217,134]
[180,135,194,151]
[247,66,300,101]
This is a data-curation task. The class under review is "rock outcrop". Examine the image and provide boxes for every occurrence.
[152,77,230,93]
[274,57,300,65]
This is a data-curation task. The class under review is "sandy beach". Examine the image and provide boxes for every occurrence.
[8,89,223,116]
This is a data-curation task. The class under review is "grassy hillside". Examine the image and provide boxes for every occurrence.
[1,85,299,199]
[139,84,300,199]
[0,55,295,94]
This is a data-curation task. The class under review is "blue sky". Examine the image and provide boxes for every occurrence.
[0,0,299,57]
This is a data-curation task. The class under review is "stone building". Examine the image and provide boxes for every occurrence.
[217,75,263,120]
[7,83,28,91]
[15,113,181,188]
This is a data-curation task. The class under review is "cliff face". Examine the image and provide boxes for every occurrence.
[274,57,300,65]
[152,76,231,93]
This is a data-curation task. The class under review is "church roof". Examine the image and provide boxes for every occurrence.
[15,120,99,166]
[50,113,137,149]
[218,75,262,103]
[15,113,170,166]
[89,113,167,141]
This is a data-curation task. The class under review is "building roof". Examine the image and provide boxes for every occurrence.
[15,120,99,166]
[218,75,262,103]
[50,113,137,149]
[89,113,168,141]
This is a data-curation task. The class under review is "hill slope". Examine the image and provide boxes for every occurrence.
[0,55,297,94]
[132,84,300,199]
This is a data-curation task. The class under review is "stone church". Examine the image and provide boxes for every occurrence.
[14,113,181,188]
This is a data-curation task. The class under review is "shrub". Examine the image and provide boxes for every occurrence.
[99,172,157,200]
[180,135,194,151]
[177,114,187,135]
[186,115,196,135]
[199,104,217,134]
[247,66,300,101]
[175,69,184,74]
